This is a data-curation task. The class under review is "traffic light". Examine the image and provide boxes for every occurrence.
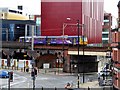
[9,72,13,82]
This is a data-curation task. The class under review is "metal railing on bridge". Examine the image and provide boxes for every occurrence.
[2,41,31,49]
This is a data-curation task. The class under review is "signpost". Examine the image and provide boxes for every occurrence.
[43,63,50,73]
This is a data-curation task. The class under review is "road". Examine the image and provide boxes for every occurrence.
[0,69,110,89]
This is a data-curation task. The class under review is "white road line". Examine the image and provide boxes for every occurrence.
[1,74,27,88]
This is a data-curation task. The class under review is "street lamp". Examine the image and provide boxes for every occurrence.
[62,19,85,85]
[62,23,67,68]
[77,20,85,85]
[31,25,34,51]
[62,18,77,72]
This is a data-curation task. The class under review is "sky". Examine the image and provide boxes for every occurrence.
[0,0,118,16]
[0,0,119,27]
[104,0,118,18]
[104,0,119,28]
[0,0,41,15]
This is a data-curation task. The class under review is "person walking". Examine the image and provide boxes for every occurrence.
[64,82,73,90]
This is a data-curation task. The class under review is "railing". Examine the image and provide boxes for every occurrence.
[2,41,31,49]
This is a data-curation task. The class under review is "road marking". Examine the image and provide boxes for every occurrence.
[1,74,27,88]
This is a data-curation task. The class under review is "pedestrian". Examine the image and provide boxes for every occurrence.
[64,82,73,90]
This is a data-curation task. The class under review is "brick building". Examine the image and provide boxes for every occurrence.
[102,13,112,46]
[111,28,120,90]
[111,1,120,90]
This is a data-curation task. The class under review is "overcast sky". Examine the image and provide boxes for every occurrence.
[0,0,118,17]
[0,0,41,15]
[104,0,118,18]
[0,0,118,15]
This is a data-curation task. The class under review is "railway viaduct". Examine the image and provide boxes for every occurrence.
[1,41,110,73]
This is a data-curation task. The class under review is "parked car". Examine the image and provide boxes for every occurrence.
[0,70,9,78]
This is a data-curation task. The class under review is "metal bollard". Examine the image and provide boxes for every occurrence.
[41,87,43,90]
[103,87,105,90]
[77,74,80,88]
[38,69,39,73]
[55,87,57,90]
[88,87,90,90]
[45,70,47,73]
[54,71,56,75]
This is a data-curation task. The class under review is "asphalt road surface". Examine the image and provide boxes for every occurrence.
[0,69,109,89]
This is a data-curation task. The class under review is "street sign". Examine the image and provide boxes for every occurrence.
[43,63,50,69]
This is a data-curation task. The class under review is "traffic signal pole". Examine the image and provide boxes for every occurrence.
[8,72,13,90]
[8,77,10,90]
[33,76,35,90]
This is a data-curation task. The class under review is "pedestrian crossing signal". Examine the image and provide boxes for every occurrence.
[9,72,13,82]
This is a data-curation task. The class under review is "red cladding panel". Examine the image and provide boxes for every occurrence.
[41,2,82,36]
[41,1,103,44]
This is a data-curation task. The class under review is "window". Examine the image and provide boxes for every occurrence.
[103,29,109,32]
[102,34,108,38]
[102,40,108,44]
[36,17,40,26]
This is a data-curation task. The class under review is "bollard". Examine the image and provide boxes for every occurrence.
[21,68,23,72]
[55,87,57,90]
[77,74,80,88]
[54,71,56,75]
[41,87,43,90]
[38,68,39,73]
[88,87,90,90]
[45,70,47,73]
[103,87,105,90]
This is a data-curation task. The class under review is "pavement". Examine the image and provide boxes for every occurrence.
[79,81,100,88]
[37,68,101,88]
[1,67,101,89]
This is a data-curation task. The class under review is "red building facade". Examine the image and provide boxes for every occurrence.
[111,29,120,90]
[111,1,120,89]
[41,0,104,44]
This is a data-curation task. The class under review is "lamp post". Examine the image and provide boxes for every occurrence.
[62,17,71,65]
[62,20,77,72]
[77,20,80,88]
[77,20,80,74]
[63,20,85,85]
[62,23,67,71]
[77,20,85,85]
[82,34,85,83]
[31,25,34,51]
